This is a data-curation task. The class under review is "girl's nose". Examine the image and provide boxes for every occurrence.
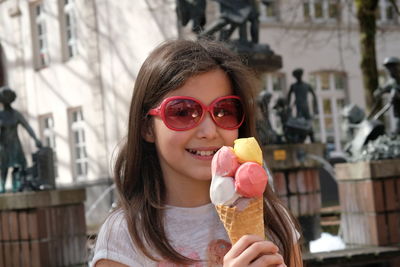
[196,112,217,139]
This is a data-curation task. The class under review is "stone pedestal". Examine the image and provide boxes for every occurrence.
[263,143,325,245]
[336,159,400,246]
[229,41,282,73]
[0,189,87,266]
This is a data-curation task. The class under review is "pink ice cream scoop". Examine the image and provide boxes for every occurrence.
[234,162,268,198]
[211,146,240,177]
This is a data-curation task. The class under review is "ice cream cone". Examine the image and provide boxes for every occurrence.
[215,197,265,244]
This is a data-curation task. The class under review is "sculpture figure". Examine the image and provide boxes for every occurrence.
[342,58,400,160]
[287,68,318,142]
[0,86,42,193]
[342,104,366,141]
[256,90,279,145]
[344,57,400,160]
[176,0,206,34]
[200,0,259,43]
[373,57,400,134]
[273,97,312,144]
[342,104,384,158]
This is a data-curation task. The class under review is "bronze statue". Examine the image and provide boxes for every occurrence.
[273,97,313,144]
[200,0,259,43]
[0,86,42,193]
[373,57,400,134]
[176,0,206,34]
[287,68,318,142]
[256,90,279,145]
[342,104,366,141]
[176,0,280,72]
[344,57,400,159]
[342,104,385,158]
[288,68,318,120]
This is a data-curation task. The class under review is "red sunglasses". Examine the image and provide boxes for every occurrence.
[148,95,245,131]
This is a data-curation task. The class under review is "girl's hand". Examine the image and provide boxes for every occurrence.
[223,235,286,267]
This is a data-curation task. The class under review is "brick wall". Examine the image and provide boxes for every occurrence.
[336,159,400,246]
[273,168,322,243]
[0,189,87,267]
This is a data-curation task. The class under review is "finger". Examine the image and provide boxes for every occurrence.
[250,253,285,267]
[224,235,267,259]
[238,240,279,264]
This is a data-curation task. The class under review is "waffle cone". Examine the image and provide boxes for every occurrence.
[215,197,265,244]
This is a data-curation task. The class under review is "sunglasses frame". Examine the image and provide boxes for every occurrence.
[148,95,245,131]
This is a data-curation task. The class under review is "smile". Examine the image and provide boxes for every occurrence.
[186,149,219,157]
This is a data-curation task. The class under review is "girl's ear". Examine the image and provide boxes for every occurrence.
[142,120,155,143]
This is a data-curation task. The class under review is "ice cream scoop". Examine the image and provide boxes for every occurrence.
[211,146,240,177]
[234,162,268,198]
[210,175,240,206]
[233,137,263,165]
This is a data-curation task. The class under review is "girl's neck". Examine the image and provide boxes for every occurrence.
[164,178,211,208]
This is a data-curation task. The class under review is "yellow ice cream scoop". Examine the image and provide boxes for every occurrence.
[233,137,263,165]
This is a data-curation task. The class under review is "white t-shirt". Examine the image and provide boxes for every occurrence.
[91,203,232,267]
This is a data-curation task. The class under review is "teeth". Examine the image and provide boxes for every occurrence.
[188,149,218,156]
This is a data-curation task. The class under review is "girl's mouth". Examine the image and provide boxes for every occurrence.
[186,149,219,157]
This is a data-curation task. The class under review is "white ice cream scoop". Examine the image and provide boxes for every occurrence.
[210,175,240,206]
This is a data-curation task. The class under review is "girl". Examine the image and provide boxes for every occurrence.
[92,39,302,267]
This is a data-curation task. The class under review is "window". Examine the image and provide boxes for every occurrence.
[39,114,58,178]
[260,0,279,21]
[272,73,286,92]
[377,0,398,24]
[69,108,88,180]
[59,0,78,59]
[30,1,50,69]
[310,71,347,153]
[303,0,339,22]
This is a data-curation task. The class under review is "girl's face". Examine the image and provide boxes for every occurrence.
[147,69,239,192]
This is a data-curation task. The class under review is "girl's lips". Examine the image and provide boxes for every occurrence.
[190,153,214,160]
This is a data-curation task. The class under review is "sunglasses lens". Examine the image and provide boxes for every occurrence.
[213,98,244,129]
[164,99,203,129]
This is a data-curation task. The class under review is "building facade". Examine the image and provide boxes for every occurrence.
[0,0,177,227]
[0,0,399,227]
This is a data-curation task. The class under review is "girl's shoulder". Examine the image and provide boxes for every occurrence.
[91,209,148,266]
[97,209,127,236]
[94,209,130,249]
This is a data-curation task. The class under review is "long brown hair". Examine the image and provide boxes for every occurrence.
[113,39,301,265]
